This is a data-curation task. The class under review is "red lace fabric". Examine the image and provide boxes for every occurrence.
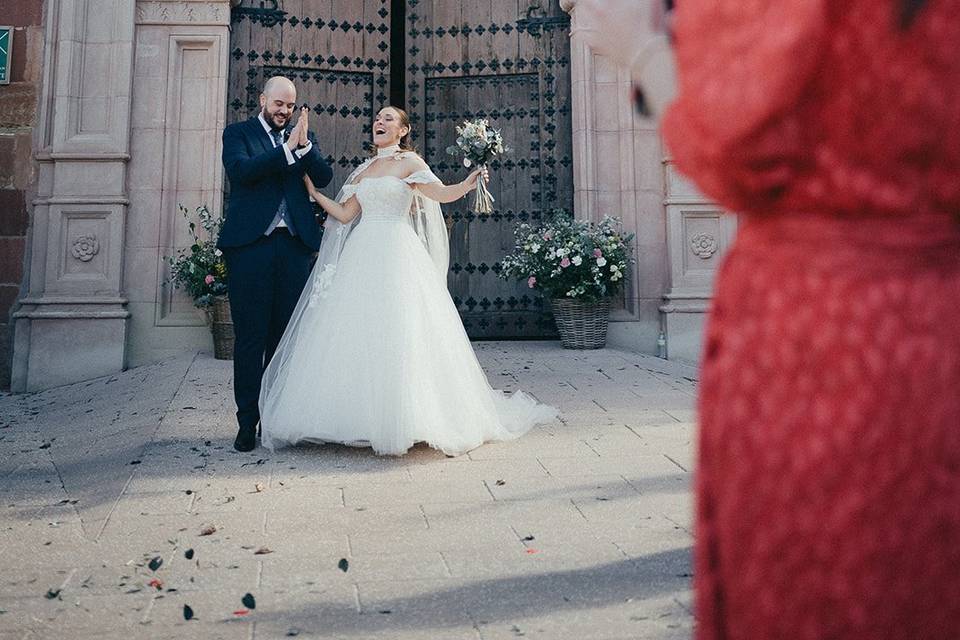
[661,2,960,638]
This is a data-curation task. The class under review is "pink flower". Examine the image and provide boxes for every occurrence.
[593,248,603,258]
[527,276,537,288]
[543,232,553,240]
[204,275,215,285]
[560,257,571,268]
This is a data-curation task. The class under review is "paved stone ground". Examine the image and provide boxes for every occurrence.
[0,342,697,639]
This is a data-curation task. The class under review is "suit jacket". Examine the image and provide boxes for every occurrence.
[218,116,334,250]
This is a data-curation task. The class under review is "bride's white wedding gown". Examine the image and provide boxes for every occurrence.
[259,173,557,455]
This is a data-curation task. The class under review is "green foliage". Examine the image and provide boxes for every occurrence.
[165,205,227,308]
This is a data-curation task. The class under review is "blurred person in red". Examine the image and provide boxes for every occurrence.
[573,1,960,638]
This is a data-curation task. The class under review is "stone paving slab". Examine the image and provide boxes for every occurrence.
[0,342,697,639]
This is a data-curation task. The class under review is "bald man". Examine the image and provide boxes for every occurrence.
[218,76,333,451]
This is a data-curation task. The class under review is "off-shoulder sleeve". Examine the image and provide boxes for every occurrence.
[336,183,359,204]
[661,0,829,213]
[404,168,442,185]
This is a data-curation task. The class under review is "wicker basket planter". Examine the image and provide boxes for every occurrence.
[551,297,612,349]
[208,296,234,360]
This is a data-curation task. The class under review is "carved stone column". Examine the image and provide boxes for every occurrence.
[560,0,669,354]
[12,0,231,391]
[12,0,138,391]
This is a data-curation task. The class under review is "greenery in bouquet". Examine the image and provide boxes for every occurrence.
[500,211,635,303]
[166,204,227,308]
[445,118,509,213]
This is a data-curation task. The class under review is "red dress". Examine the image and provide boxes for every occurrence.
[661,2,960,639]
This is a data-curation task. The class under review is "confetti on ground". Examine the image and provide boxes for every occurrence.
[184,548,194,560]
[338,558,349,572]
[183,604,194,620]
[242,593,256,610]
[148,556,163,571]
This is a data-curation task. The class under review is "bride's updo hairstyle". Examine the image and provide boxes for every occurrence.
[393,107,416,153]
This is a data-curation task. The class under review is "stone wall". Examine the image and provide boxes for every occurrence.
[0,2,45,389]
[10,0,231,392]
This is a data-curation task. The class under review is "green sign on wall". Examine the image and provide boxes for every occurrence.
[0,26,12,85]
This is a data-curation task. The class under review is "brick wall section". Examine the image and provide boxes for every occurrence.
[0,2,44,389]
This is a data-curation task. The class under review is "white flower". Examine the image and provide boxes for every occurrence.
[530,243,540,253]
[214,249,223,257]
[571,255,583,266]
[596,257,607,267]
[463,158,472,168]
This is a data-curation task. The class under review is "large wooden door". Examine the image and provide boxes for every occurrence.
[405,1,571,338]
[228,0,392,191]
[227,1,572,339]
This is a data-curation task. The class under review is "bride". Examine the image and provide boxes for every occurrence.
[258,106,557,455]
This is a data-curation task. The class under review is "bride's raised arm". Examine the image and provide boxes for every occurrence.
[303,175,361,223]
[404,156,486,204]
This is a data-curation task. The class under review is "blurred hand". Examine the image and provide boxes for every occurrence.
[572,0,670,69]
[572,0,677,117]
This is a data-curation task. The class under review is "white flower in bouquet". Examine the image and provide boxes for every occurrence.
[571,255,583,266]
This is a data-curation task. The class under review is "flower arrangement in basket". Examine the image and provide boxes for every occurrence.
[166,204,227,308]
[445,118,509,214]
[499,211,635,348]
[166,204,233,358]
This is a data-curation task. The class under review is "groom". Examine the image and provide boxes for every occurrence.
[218,76,333,451]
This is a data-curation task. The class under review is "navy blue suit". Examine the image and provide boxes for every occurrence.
[220,116,333,432]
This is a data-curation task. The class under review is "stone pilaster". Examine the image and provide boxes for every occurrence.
[125,0,230,367]
[658,161,737,362]
[12,0,138,391]
[560,0,669,355]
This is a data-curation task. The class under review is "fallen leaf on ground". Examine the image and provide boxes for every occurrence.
[338,558,349,572]
[254,483,265,493]
[199,524,217,536]
[522,535,535,542]
[183,604,194,620]
[148,578,163,590]
[148,556,163,571]
[242,593,256,609]
[184,548,194,560]
[253,547,273,555]
[44,588,61,599]
[495,479,506,486]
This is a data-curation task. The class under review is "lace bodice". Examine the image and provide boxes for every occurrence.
[338,170,442,222]
[352,176,417,221]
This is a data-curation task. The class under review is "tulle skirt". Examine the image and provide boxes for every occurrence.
[259,218,557,455]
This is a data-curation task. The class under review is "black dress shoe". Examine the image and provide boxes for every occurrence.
[233,424,257,452]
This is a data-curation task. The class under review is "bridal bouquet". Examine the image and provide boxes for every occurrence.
[446,118,508,214]
[166,204,227,307]
[500,211,635,302]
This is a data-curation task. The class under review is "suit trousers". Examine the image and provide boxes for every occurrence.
[223,227,313,430]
